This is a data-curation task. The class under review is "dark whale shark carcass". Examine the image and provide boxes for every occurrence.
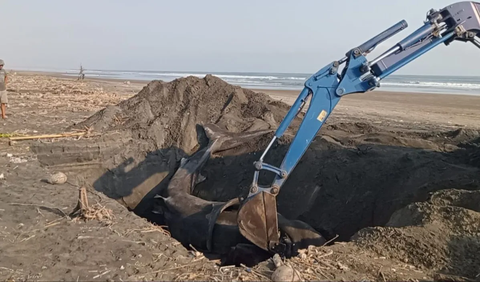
[153,123,326,265]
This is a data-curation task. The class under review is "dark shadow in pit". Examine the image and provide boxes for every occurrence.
[92,125,210,223]
[92,146,188,225]
[90,129,480,265]
[195,140,480,242]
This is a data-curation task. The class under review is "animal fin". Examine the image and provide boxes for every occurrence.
[196,173,207,185]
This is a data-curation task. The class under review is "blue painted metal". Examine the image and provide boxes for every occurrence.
[272,85,339,189]
[336,53,375,95]
[356,20,408,54]
[377,31,455,79]
[397,23,435,51]
[274,87,310,138]
[250,1,480,196]
[238,1,480,254]
[370,22,456,77]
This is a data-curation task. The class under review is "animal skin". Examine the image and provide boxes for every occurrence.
[153,123,326,265]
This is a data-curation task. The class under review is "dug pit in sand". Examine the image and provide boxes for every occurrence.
[33,75,296,215]
[31,75,480,273]
[32,75,327,264]
[153,123,326,265]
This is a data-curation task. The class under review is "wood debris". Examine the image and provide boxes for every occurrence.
[69,187,114,224]
[8,126,95,142]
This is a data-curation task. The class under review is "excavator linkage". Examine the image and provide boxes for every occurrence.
[236,1,480,254]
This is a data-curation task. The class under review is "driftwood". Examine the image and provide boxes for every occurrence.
[69,187,114,223]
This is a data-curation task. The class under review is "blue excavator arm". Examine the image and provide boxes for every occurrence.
[236,1,480,254]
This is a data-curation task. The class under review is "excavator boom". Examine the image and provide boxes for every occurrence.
[237,1,480,254]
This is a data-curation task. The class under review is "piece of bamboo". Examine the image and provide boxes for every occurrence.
[9,132,86,141]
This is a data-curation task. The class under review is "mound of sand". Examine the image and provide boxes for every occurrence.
[34,75,301,214]
[31,75,480,279]
[352,189,480,278]
[265,189,480,281]
[74,74,295,154]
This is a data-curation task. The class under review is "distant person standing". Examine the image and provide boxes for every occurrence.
[77,65,85,81]
[0,59,8,119]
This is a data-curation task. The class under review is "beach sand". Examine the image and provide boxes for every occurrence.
[261,88,480,130]
[0,71,479,281]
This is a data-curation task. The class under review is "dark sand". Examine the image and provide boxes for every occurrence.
[0,71,479,281]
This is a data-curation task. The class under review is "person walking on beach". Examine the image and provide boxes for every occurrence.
[0,59,8,119]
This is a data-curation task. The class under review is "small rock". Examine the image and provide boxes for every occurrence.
[272,253,283,268]
[0,173,4,180]
[271,254,302,282]
[271,265,302,282]
[6,153,13,157]
[44,172,68,185]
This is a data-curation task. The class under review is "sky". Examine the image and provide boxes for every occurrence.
[1,0,479,76]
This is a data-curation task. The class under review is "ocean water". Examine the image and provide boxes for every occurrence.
[56,69,480,96]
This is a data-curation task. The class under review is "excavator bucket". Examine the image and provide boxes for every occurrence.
[236,189,326,256]
[237,191,280,252]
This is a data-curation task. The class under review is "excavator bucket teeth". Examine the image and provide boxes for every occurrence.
[237,191,280,251]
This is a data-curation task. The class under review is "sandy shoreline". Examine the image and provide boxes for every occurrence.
[14,69,480,96]
[7,70,480,131]
[0,71,479,281]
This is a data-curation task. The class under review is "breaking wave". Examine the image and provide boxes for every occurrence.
[382,81,480,90]
[21,67,480,95]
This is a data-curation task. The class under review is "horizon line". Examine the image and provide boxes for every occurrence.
[7,66,480,78]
